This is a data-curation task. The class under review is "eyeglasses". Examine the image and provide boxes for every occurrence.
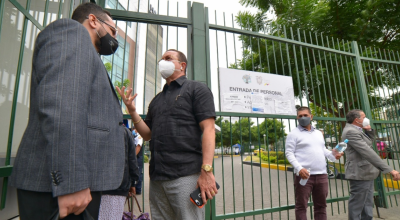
[86,15,118,36]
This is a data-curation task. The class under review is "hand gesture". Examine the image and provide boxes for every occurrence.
[197,170,218,205]
[390,170,400,181]
[58,188,92,219]
[299,168,310,179]
[363,125,372,131]
[332,148,344,160]
[115,86,137,114]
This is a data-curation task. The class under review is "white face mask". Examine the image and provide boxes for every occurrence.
[158,60,181,79]
[362,117,370,127]
[357,117,370,127]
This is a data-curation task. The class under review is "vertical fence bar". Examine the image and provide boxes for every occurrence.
[337,39,350,117]
[297,29,309,106]
[0,0,4,43]
[289,28,303,106]
[2,0,32,210]
[43,0,50,26]
[97,0,106,8]
[320,35,335,116]
[57,0,64,19]
[191,2,208,85]
[309,33,323,117]
[342,40,357,113]
[256,118,264,220]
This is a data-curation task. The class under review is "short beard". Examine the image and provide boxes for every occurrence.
[95,38,102,52]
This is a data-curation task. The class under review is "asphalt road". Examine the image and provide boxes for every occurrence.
[131,156,400,220]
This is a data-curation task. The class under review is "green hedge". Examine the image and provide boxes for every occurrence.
[259,153,290,165]
[262,151,285,160]
[144,155,149,163]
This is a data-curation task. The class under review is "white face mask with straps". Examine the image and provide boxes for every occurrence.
[362,117,370,127]
[356,117,370,127]
[158,60,181,79]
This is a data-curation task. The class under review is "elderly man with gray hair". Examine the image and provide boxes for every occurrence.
[342,109,400,220]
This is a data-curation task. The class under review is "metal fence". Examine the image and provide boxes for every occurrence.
[1,0,400,219]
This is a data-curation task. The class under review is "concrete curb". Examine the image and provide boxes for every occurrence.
[242,161,294,172]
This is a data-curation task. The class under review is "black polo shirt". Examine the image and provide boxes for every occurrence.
[144,76,216,180]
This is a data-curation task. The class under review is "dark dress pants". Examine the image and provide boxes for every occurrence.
[348,180,374,220]
[17,189,101,220]
[135,155,144,194]
[294,174,328,220]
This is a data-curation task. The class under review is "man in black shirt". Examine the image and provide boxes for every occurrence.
[116,49,217,219]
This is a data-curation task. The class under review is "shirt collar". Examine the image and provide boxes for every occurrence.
[162,75,187,92]
[297,124,315,132]
[350,124,363,131]
[174,75,187,86]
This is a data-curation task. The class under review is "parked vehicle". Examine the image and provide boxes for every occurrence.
[253,148,266,156]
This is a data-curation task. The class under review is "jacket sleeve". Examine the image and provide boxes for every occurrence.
[346,129,392,173]
[35,20,93,196]
[126,129,140,186]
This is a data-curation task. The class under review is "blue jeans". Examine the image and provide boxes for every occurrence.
[135,156,143,193]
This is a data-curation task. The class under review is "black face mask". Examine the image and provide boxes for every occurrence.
[97,31,119,55]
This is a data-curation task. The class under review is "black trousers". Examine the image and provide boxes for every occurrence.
[17,189,101,220]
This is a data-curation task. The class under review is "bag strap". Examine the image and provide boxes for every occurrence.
[126,195,143,213]
[132,195,143,213]
[125,196,133,213]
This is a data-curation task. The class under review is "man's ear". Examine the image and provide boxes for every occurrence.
[181,62,187,71]
[87,14,97,29]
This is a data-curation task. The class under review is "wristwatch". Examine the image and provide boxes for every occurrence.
[201,164,213,172]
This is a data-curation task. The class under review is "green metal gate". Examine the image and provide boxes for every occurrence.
[1,0,400,219]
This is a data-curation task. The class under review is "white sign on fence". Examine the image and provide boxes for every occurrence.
[219,68,296,115]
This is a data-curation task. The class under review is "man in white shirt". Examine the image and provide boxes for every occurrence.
[285,106,343,220]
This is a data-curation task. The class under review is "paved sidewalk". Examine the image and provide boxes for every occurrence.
[130,159,400,220]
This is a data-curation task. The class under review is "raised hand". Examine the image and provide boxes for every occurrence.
[116,86,137,114]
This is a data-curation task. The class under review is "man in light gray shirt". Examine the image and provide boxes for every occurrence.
[285,106,343,220]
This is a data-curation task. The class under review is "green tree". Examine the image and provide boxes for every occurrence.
[215,118,286,152]
[215,117,233,148]
[239,0,400,51]
[104,62,112,73]
[253,118,286,147]
[235,0,400,119]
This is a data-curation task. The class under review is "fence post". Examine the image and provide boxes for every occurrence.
[190,2,211,88]
[351,41,388,208]
[190,4,213,220]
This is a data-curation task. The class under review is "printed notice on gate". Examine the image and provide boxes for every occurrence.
[218,68,296,115]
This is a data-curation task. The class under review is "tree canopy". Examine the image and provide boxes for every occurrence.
[239,0,400,51]
[234,0,400,119]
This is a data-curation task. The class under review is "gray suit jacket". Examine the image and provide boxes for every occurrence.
[9,19,125,197]
[341,123,392,180]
